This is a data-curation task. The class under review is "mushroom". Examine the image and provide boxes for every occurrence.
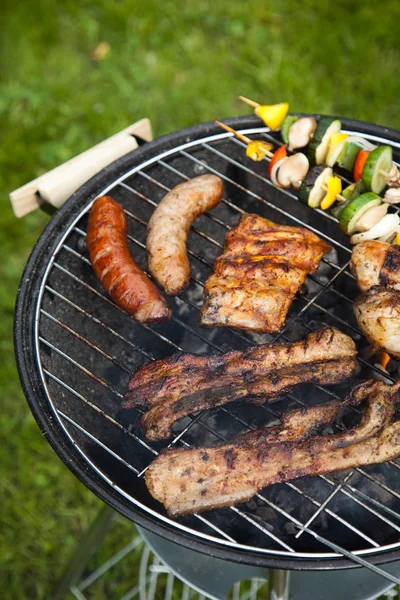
[288,117,318,150]
[385,188,400,204]
[277,153,309,189]
[384,163,400,188]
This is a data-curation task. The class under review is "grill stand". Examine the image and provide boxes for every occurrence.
[53,504,400,599]
[268,569,289,600]
[140,527,400,600]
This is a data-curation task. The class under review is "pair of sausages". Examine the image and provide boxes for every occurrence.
[87,175,223,324]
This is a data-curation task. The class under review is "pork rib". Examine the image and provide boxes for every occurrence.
[200,213,331,333]
[145,381,400,515]
[123,327,357,440]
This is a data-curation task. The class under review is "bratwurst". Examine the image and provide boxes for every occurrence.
[147,175,223,295]
[87,196,171,324]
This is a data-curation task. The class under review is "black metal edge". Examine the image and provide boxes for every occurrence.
[13,115,400,571]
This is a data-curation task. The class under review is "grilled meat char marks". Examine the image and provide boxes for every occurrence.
[145,381,400,516]
[123,327,357,440]
[200,214,331,333]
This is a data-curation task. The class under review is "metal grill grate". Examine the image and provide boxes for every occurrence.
[33,124,400,577]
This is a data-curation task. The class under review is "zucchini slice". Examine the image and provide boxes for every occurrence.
[331,197,352,220]
[339,192,382,235]
[331,181,365,219]
[362,145,393,194]
[337,141,361,171]
[281,115,298,144]
[307,117,342,165]
[298,166,332,208]
[342,181,365,200]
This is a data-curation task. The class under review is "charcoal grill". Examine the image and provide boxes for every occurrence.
[14,115,400,595]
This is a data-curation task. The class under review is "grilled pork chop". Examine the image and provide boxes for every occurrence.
[145,381,400,515]
[200,213,331,333]
[123,327,357,440]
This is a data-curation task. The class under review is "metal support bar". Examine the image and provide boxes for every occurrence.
[53,504,116,600]
[268,569,290,600]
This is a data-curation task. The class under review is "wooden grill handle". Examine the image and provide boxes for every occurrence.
[10,118,153,218]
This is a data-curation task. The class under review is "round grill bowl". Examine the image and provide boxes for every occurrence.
[14,115,400,571]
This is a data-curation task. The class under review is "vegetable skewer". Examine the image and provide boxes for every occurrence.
[215,120,399,246]
[217,122,347,206]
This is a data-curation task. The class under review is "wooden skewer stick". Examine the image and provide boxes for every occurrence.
[215,120,252,144]
[215,121,274,158]
[238,95,260,108]
[321,183,346,202]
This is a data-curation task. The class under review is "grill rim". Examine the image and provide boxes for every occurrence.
[14,114,400,571]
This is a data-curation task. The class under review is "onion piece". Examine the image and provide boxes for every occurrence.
[347,135,377,151]
[378,231,398,243]
[271,157,288,187]
[350,213,400,245]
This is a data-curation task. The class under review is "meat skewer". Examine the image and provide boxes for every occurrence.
[200,213,331,333]
[145,381,400,516]
[123,327,357,440]
[147,175,223,295]
[87,196,171,324]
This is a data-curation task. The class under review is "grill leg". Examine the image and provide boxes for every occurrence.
[52,504,116,600]
[268,569,290,600]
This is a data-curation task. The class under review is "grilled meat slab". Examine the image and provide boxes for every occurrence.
[146,381,399,515]
[123,327,357,440]
[351,240,400,292]
[200,213,331,333]
[351,241,400,357]
[354,287,400,359]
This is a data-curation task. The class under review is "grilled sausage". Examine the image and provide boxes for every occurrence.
[147,175,223,295]
[87,196,171,324]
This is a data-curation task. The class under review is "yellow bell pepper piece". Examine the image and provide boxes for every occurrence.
[255,103,289,131]
[326,132,348,164]
[320,176,342,210]
[245,140,274,161]
[395,233,400,245]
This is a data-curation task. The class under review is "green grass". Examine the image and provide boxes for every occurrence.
[1,0,400,598]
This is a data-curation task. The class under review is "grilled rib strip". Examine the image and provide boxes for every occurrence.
[123,327,357,440]
[200,213,331,333]
[145,381,400,516]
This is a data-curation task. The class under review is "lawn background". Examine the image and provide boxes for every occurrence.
[1,1,400,598]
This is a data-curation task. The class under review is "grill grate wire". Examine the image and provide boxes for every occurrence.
[34,126,400,580]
